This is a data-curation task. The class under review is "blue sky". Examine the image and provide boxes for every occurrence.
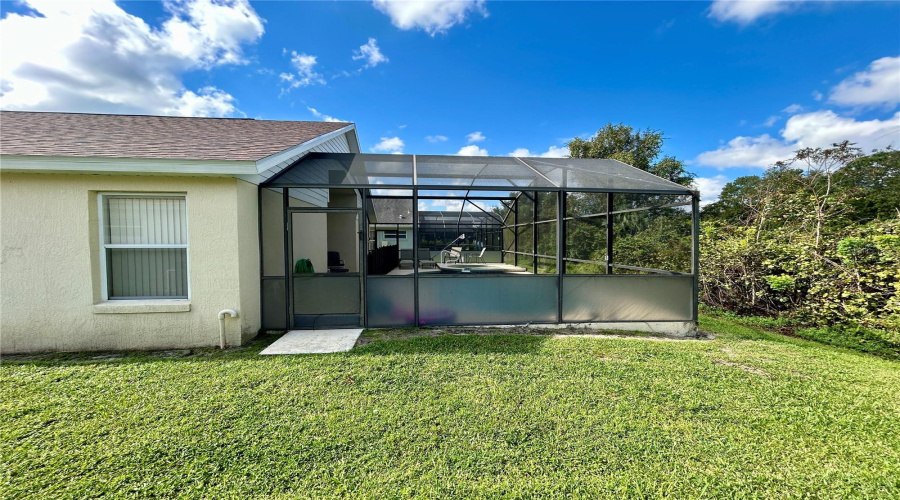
[1,0,899,203]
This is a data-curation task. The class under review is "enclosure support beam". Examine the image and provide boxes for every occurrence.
[412,161,420,327]
[533,191,538,273]
[557,190,565,322]
[514,196,518,266]
[606,192,614,275]
[691,192,700,323]
[282,188,291,328]
[360,188,368,328]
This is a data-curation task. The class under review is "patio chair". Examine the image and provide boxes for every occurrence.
[328,251,349,273]
[447,246,463,264]
[399,249,414,269]
[418,248,437,269]
[472,248,487,263]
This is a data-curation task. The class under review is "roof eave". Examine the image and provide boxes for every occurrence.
[254,124,359,174]
[0,154,257,175]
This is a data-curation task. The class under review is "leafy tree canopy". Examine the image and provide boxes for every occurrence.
[568,123,695,186]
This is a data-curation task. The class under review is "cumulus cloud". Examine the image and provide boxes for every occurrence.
[696,110,900,169]
[418,199,495,213]
[371,0,487,35]
[693,175,729,207]
[280,51,325,90]
[352,38,388,68]
[508,145,568,158]
[829,56,900,109]
[697,55,900,169]
[307,106,344,123]
[372,136,405,154]
[426,135,448,143]
[762,115,780,127]
[0,0,264,116]
[708,0,795,24]
[466,131,486,143]
[456,145,488,156]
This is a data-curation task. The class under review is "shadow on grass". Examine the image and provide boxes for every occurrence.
[351,333,549,356]
[0,336,282,367]
[1,333,551,367]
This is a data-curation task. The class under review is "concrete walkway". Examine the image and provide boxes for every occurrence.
[260,329,363,355]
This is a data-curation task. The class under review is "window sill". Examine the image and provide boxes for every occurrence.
[92,300,191,314]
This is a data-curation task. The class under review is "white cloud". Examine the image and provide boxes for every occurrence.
[508,145,568,158]
[352,38,389,68]
[762,115,780,127]
[456,145,488,156]
[175,87,237,117]
[693,175,729,207]
[418,198,496,213]
[371,0,487,35]
[696,110,900,168]
[812,90,824,101]
[466,131,486,143]
[0,0,264,116]
[829,56,900,109]
[782,103,804,114]
[372,136,405,154]
[307,106,344,123]
[708,0,794,24]
[425,135,448,143]
[420,199,463,212]
[281,51,325,90]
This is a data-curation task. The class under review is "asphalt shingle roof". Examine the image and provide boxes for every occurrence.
[0,111,351,162]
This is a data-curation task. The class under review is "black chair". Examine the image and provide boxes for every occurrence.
[418,248,437,269]
[328,251,349,273]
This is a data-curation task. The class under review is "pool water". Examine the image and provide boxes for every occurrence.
[437,263,528,274]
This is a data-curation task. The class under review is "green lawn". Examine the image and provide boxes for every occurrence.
[2,315,899,499]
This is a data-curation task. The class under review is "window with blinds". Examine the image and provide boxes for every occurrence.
[100,194,188,299]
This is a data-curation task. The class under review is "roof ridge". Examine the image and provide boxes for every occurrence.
[0,110,353,125]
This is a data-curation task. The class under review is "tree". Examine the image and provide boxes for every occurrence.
[834,149,900,222]
[774,141,863,249]
[568,123,695,186]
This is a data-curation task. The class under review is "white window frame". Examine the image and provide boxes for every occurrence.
[98,193,190,301]
[381,230,407,239]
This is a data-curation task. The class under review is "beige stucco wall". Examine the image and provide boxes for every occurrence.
[0,172,260,353]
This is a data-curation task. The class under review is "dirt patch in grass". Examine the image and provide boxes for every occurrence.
[713,358,769,376]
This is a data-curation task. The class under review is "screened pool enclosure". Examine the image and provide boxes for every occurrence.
[259,153,699,332]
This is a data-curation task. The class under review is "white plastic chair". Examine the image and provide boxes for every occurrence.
[447,246,462,264]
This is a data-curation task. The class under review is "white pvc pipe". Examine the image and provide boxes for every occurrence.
[218,309,238,349]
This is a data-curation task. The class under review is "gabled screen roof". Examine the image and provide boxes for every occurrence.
[263,152,694,194]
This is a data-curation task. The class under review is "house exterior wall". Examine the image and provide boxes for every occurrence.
[0,172,260,353]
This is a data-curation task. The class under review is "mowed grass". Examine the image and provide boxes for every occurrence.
[2,315,899,499]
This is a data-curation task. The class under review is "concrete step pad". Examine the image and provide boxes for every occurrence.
[260,329,363,355]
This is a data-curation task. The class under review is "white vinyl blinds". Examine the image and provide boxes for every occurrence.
[101,195,188,299]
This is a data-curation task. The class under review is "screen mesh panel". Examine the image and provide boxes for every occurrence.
[367,277,415,327]
[562,276,693,322]
[418,276,557,325]
[264,153,692,194]
[520,158,691,192]
[415,155,555,189]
